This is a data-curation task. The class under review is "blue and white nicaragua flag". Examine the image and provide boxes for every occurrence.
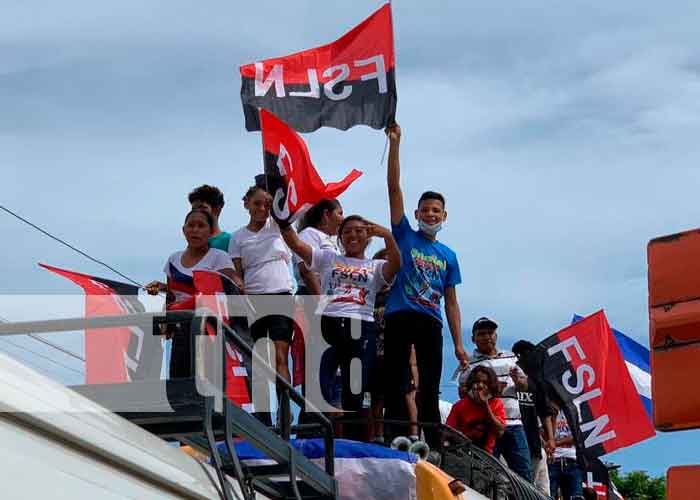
[216,438,417,500]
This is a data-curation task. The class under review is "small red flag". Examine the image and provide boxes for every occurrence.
[192,270,252,411]
[260,108,362,224]
[40,263,161,383]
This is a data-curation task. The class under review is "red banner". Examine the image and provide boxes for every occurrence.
[40,263,161,383]
[260,108,362,224]
[524,311,655,464]
[192,270,252,410]
[240,3,396,132]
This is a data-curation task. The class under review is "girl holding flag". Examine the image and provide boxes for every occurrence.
[278,215,401,440]
[145,209,236,378]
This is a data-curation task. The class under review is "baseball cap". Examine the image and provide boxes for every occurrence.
[472,316,498,333]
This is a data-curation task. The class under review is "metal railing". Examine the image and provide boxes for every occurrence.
[0,310,337,500]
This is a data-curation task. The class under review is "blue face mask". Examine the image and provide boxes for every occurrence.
[418,220,443,236]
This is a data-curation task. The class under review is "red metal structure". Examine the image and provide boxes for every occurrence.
[647,229,700,495]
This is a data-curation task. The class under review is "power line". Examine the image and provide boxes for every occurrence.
[27,334,84,362]
[0,316,84,362]
[0,337,84,376]
[0,204,144,288]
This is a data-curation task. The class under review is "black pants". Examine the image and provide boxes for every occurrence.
[383,311,443,448]
[320,315,376,441]
[169,321,194,378]
[247,293,294,426]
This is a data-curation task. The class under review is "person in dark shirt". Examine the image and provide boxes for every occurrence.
[512,340,558,495]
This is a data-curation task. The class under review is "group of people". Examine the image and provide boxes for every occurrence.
[447,323,588,499]
[145,123,465,441]
[144,123,583,499]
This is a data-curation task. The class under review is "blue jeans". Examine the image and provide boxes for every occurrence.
[548,457,583,500]
[319,316,376,441]
[494,425,533,482]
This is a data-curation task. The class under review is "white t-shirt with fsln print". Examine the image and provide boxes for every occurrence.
[310,248,389,321]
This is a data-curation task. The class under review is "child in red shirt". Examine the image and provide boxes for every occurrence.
[446,365,506,454]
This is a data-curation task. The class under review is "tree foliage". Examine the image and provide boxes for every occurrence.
[610,469,665,500]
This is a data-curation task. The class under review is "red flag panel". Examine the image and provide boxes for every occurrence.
[260,109,362,224]
[40,263,159,384]
[192,270,252,410]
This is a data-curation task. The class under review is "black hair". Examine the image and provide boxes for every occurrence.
[297,199,341,232]
[512,340,536,357]
[464,365,500,397]
[242,185,267,201]
[188,185,225,209]
[337,215,369,253]
[418,190,446,208]
[513,340,542,379]
[184,209,214,229]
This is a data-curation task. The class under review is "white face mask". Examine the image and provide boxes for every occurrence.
[418,220,443,236]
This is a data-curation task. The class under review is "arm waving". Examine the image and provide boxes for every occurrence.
[279,226,313,267]
[386,124,405,226]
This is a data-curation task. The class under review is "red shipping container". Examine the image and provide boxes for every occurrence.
[647,229,700,431]
[667,465,700,500]
[648,228,700,309]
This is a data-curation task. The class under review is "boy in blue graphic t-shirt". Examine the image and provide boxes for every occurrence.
[383,123,469,448]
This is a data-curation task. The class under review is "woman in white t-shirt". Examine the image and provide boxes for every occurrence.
[146,209,235,378]
[294,199,344,295]
[229,185,294,422]
[279,215,401,440]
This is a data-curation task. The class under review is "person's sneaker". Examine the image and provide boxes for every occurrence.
[409,435,420,443]
[371,436,386,446]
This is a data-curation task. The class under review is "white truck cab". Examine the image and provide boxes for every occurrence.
[0,351,264,499]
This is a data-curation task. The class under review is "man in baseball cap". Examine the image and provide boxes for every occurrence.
[458,316,533,482]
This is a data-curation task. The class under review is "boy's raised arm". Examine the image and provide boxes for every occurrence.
[386,123,405,226]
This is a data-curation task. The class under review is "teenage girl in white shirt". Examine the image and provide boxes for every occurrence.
[146,209,236,378]
[229,186,294,424]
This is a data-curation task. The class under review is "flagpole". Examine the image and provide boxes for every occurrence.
[388,0,397,103]
[258,107,270,194]
[380,0,396,166]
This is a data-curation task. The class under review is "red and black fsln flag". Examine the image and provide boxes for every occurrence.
[519,311,655,467]
[191,270,252,411]
[240,3,396,133]
[258,109,362,225]
[40,263,162,384]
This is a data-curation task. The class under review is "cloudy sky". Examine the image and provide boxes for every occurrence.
[3,0,700,475]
